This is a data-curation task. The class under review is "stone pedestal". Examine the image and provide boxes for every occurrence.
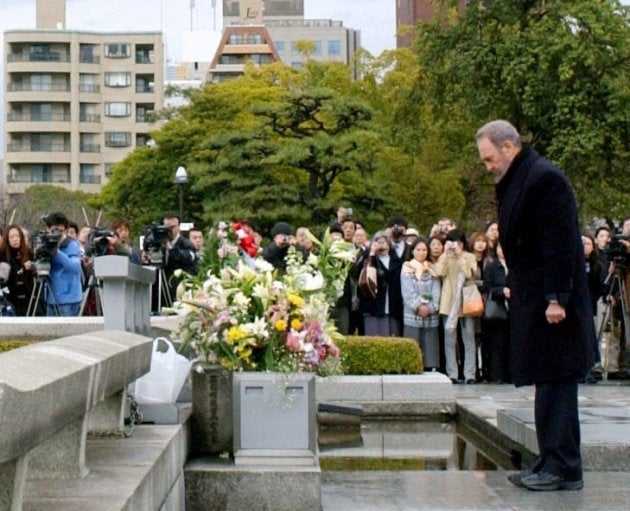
[233,372,317,466]
[191,365,233,456]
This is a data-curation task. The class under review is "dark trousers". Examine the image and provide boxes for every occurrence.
[532,381,582,481]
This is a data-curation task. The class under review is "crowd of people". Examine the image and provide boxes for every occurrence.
[0,205,628,383]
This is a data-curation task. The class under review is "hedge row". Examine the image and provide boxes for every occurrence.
[337,336,423,375]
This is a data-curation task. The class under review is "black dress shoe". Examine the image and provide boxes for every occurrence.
[465,378,477,384]
[519,471,583,491]
[507,467,535,488]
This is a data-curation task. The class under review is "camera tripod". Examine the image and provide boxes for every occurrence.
[27,274,59,316]
[596,266,629,379]
[79,270,103,316]
[149,264,173,313]
[0,281,16,316]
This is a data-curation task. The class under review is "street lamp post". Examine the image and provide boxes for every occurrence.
[174,166,189,220]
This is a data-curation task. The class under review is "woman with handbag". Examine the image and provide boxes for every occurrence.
[401,238,441,370]
[482,243,511,383]
[434,230,478,383]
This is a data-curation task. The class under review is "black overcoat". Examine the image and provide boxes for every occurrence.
[496,147,595,386]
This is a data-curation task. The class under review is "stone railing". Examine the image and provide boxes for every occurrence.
[0,256,159,510]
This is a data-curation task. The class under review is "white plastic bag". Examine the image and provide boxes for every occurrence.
[132,337,193,404]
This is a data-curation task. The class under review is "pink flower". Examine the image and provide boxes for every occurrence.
[286,331,301,352]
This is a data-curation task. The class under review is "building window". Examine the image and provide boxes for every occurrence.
[105,132,131,147]
[31,164,53,183]
[313,41,322,55]
[104,163,116,178]
[105,102,131,117]
[79,44,99,63]
[136,75,155,93]
[291,61,303,70]
[104,72,131,87]
[80,164,100,184]
[104,43,130,58]
[328,40,341,55]
[275,41,285,54]
[291,42,300,55]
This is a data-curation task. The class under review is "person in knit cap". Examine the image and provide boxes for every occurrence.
[263,221,305,273]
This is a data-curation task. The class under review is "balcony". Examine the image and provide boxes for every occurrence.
[79,175,102,184]
[79,84,101,93]
[8,173,70,184]
[80,144,101,153]
[7,113,70,122]
[79,55,101,64]
[7,51,70,63]
[7,83,70,92]
[79,114,101,123]
[7,143,70,152]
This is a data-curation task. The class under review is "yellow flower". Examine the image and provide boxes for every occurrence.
[288,293,305,308]
[290,318,302,331]
[225,325,247,343]
[275,319,287,331]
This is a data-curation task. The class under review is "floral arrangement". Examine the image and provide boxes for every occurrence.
[172,222,357,376]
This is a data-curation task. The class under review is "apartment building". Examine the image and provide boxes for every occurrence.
[3,1,164,196]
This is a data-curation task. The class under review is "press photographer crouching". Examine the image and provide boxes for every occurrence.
[35,212,83,316]
[142,213,197,312]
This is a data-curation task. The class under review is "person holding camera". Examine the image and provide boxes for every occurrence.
[358,231,404,337]
[43,212,83,316]
[386,216,412,262]
[434,229,478,384]
[161,213,198,295]
[263,221,305,273]
[477,119,595,491]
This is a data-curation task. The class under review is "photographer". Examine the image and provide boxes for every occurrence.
[143,213,197,299]
[263,221,305,273]
[604,216,630,379]
[43,212,83,316]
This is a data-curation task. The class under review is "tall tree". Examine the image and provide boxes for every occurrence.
[410,0,630,221]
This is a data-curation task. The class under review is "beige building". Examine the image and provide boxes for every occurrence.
[3,0,164,196]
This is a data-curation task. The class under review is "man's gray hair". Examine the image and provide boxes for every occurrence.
[476,120,522,149]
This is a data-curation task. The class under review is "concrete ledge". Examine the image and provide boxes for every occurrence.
[316,373,454,418]
[185,458,321,511]
[497,407,630,471]
[24,423,190,511]
[0,316,182,341]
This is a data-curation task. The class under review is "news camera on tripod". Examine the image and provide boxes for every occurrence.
[142,213,197,313]
[598,217,630,379]
[27,212,83,317]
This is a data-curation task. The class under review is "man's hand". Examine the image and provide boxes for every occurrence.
[545,302,566,324]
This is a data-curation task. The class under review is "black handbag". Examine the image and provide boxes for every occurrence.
[484,298,508,321]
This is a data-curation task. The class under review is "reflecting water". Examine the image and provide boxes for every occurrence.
[319,419,499,471]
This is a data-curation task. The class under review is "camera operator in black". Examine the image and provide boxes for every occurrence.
[161,213,197,297]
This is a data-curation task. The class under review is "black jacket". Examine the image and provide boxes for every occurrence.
[496,146,595,386]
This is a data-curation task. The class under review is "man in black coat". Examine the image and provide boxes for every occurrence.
[476,120,595,491]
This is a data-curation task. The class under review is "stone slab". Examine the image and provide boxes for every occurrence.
[316,375,382,402]
[382,373,453,401]
[185,458,321,511]
[24,423,188,511]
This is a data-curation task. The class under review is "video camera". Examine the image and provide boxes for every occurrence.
[606,234,630,270]
[142,222,173,266]
[31,230,62,276]
[86,228,116,258]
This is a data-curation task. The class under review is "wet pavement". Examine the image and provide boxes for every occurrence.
[321,381,630,510]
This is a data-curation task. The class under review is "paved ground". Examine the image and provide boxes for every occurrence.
[321,381,630,511]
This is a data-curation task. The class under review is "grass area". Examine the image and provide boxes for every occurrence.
[0,340,35,353]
